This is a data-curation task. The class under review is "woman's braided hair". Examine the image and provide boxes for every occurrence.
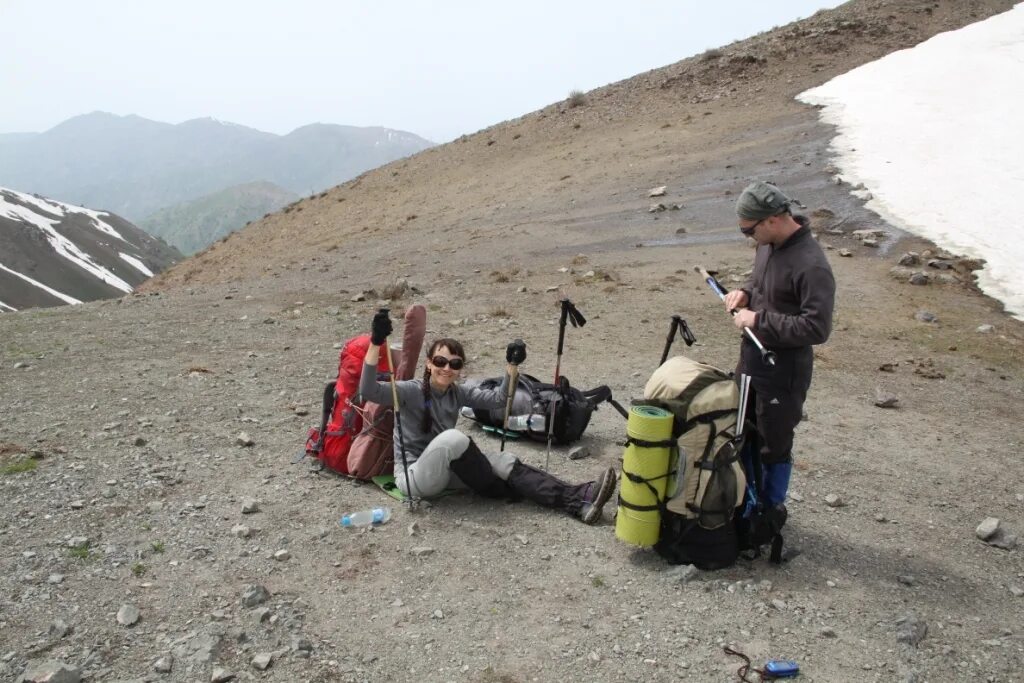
[419,338,466,434]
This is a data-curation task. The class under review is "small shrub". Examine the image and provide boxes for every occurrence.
[489,306,510,318]
[1,459,37,476]
[151,540,165,554]
[69,546,91,560]
[380,281,410,300]
[131,562,147,577]
[491,271,510,283]
[701,48,723,61]
[591,575,606,588]
[567,89,587,108]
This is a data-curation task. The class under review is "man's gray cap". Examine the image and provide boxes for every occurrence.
[736,181,793,220]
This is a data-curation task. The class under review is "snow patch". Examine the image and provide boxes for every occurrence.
[119,252,154,277]
[798,4,1024,319]
[0,189,135,293]
[0,186,127,242]
[0,262,83,305]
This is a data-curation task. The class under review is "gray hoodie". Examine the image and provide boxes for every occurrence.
[358,362,508,467]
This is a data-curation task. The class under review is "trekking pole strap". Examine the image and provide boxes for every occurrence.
[770,532,784,564]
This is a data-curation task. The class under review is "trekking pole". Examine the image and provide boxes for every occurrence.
[695,266,777,367]
[546,299,586,470]
[659,314,697,365]
[378,308,415,511]
[736,373,751,438]
[500,339,527,452]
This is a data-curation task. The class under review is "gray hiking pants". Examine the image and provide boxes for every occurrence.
[395,429,516,498]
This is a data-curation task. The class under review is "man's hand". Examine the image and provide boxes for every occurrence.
[723,289,749,312]
[370,309,393,346]
[506,339,527,365]
[733,308,757,330]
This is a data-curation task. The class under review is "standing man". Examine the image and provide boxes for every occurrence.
[724,181,835,517]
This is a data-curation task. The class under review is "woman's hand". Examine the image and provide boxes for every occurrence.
[370,309,393,346]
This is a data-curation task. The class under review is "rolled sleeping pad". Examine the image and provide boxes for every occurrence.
[615,405,674,547]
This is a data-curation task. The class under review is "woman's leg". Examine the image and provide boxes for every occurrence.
[396,430,467,498]
[397,429,515,498]
[505,462,618,524]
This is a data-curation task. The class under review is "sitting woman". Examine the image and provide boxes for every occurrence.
[359,311,616,524]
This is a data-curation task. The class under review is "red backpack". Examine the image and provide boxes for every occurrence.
[301,305,426,477]
[303,334,389,475]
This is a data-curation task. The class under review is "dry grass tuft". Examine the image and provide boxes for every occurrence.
[567,89,587,108]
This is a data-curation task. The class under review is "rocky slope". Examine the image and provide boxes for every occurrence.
[1,1,1022,682]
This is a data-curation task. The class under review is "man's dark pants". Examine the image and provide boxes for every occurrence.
[738,341,813,506]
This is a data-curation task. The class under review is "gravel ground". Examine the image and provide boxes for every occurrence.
[3,2,1023,682]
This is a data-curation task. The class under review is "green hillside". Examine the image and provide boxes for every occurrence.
[137,181,299,255]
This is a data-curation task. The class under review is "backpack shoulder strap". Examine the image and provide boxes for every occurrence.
[315,381,336,452]
[582,385,628,419]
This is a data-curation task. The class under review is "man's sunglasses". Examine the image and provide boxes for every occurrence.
[740,217,765,237]
[430,356,464,370]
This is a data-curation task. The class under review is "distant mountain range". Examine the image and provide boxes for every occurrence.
[0,112,434,250]
[0,186,181,311]
[137,181,299,255]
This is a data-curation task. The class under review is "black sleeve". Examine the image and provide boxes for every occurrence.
[755,263,835,347]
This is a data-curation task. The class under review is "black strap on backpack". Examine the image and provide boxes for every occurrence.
[292,380,335,464]
[581,385,629,418]
[618,441,678,513]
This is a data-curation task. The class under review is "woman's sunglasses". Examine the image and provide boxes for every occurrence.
[430,355,464,370]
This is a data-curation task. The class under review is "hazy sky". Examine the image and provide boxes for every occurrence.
[2,1,843,143]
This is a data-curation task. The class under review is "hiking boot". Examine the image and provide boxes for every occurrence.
[578,467,617,525]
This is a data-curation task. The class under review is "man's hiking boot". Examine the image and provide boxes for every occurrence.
[579,467,617,525]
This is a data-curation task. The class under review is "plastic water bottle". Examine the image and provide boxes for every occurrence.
[507,413,546,432]
[340,507,392,528]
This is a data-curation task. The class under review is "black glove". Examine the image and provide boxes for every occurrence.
[506,339,527,365]
[370,309,393,346]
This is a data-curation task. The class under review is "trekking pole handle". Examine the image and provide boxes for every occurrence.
[556,300,570,357]
[660,314,699,365]
[660,315,681,366]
